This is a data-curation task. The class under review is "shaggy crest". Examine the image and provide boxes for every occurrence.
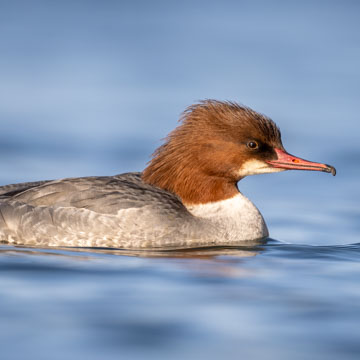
[142,100,283,204]
[180,100,281,144]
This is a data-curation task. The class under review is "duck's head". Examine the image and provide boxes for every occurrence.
[142,100,335,205]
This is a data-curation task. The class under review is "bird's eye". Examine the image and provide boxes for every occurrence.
[247,141,259,150]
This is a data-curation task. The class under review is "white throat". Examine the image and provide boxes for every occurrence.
[185,193,269,242]
[237,159,285,177]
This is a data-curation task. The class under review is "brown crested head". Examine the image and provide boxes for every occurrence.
[142,100,284,205]
[142,100,335,205]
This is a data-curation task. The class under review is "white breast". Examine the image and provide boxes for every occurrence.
[185,193,269,242]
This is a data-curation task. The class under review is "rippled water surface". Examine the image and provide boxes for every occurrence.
[1,1,359,359]
[2,242,360,360]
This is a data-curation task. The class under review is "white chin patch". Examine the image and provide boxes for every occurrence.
[237,159,285,177]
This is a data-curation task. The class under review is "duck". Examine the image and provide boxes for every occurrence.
[0,100,335,249]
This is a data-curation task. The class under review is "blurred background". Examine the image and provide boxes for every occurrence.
[0,0,359,244]
[2,3,360,360]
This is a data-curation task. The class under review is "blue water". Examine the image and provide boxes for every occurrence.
[0,1,359,359]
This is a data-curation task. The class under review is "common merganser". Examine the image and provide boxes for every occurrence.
[0,100,335,249]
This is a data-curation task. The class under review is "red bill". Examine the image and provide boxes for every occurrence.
[267,148,336,176]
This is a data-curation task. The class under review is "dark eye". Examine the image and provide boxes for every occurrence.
[247,141,259,150]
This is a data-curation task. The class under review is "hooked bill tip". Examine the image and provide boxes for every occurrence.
[324,164,336,176]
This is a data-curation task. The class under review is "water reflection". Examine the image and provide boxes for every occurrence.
[0,243,263,279]
[3,240,360,280]
[3,238,360,262]
[0,243,262,259]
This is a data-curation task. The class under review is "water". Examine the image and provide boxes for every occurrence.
[2,243,360,360]
[0,1,359,359]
